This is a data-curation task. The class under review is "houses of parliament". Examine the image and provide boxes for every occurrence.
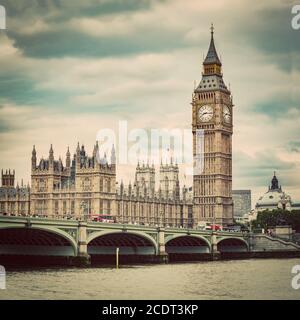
[0,27,234,227]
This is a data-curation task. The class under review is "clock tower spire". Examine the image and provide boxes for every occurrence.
[192,25,233,226]
[203,23,222,73]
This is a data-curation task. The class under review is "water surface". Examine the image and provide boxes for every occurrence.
[1,259,300,300]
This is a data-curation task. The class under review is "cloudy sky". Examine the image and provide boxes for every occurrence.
[0,0,299,206]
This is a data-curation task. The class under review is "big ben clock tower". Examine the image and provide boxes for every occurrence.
[192,25,233,225]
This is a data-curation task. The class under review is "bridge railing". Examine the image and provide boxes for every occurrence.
[0,213,247,235]
[0,213,198,230]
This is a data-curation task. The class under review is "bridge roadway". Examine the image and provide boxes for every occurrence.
[0,216,299,265]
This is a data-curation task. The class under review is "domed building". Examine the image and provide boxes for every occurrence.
[255,172,299,212]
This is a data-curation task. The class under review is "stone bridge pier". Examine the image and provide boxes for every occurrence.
[74,224,169,265]
[157,227,168,263]
[75,221,91,266]
[211,231,221,260]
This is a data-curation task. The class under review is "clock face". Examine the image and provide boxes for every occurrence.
[198,105,213,122]
[223,105,231,124]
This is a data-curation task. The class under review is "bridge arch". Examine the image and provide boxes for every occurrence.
[165,234,211,254]
[217,237,249,253]
[87,230,158,255]
[0,226,77,256]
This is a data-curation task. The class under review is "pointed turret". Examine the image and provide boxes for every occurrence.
[58,156,63,171]
[31,145,37,170]
[120,180,124,195]
[203,23,222,67]
[128,181,132,196]
[66,146,71,168]
[271,171,279,190]
[75,142,81,169]
[49,144,54,160]
[81,144,85,156]
[195,24,229,93]
[111,144,116,165]
[32,145,36,156]
[92,141,98,158]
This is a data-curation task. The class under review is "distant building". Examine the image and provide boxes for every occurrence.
[255,172,300,212]
[232,190,251,218]
[0,169,30,215]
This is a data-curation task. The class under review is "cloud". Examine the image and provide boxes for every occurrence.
[0,0,262,58]
[0,0,299,205]
[233,149,300,205]
[235,4,300,72]
[253,93,300,120]
[234,149,296,180]
[4,0,187,58]
[287,141,300,153]
[2,0,153,18]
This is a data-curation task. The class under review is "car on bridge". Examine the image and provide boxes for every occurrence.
[223,224,249,233]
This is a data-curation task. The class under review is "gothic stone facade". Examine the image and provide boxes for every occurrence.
[1,144,193,227]
[30,143,116,219]
[117,161,193,227]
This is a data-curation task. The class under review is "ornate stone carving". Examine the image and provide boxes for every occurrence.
[60,228,77,240]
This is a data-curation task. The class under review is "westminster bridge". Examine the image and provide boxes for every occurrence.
[0,216,300,265]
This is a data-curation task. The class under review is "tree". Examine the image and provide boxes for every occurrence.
[252,209,300,232]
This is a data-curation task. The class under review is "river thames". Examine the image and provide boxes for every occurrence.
[1,258,300,300]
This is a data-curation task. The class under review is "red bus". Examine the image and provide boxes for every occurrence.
[212,224,222,231]
[90,214,116,223]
